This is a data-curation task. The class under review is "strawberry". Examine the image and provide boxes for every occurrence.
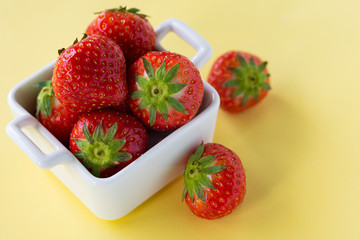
[69,110,149,178]
[207,51,271,112]
[52,34,127,113]
[86,6,156,66]
[182,142,246,219]
[127,51,204,131]
[35,81,81,146]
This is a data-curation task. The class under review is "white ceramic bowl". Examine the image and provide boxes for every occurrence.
[6,18,220,220]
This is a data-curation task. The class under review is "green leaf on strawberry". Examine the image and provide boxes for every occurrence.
[223,53,271,106]
[73,121,132,177]
[95,6,148,19]
[131,58,188,126]
[182,142,226,202]
[35,80,54,118]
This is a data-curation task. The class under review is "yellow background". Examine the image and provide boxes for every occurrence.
[1,0,359,239]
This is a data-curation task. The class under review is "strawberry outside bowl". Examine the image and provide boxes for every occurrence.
[5,18,220,220]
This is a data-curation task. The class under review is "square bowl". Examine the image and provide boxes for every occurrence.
[6,18,220,220]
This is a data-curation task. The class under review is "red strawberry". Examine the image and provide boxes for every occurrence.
[35,81,81,146]
[127,51,204,131]
[52,34,127,113]
[207,51,271,112]
[69,110,149,178]
[182,142,246,219]
[86,6,156,66]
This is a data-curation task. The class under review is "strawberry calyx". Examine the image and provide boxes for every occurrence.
[95,6,148,18]
[35,80,54,118]
[131,58,188,126]
[223,53,271,106]
[58,33,88,55]
[73,121,132,177]
[182,142,226,202]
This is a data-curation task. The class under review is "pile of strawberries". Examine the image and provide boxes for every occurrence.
[35,5,271,220]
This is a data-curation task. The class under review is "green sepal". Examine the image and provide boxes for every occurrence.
[139,97,151,110]
[227,67,243,77]
[261,82,271,90]
[131,90,144,99]
[249,57,256,66]
[163,63,180,82]
[149,104,157,126]
[104,123,118,144]
[157,101,168,120]
[35,80,54,118]
[92,166,101,177]
[232,85,245,98]
[182,185,188,201]
[198,155,217,168]
[142,57,155,79]
[187,181,195,202]
[198,174,216,190]
[135,76,149,89]
[95,6,149,18]
[167,97,188,114]
[58,48,65,55]
[236,53,248,67]
[167,83,187,95]
[74,151,86,160]
[73,139,90,152]
[72,33,88,45]
[193,142,204,162]
[223,77,241,87]
[194,182,206,202]
[127,8,148,18]
[202,165,226,175]
[155,60,166,79]
[109,138,126,152]
[111,152,132,162]
[242,92,250,107]
[258,61,268,72]
[82,122,93,144]
[182,142,226,202]
[82,158,92,169]
[34,81,52,88]
[93,121,104,142]
[58,34,87,56]
[72,121,132,178]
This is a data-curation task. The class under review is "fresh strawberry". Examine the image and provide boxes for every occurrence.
[52,34,127,113]
[182,142,246,219]
[69,110,149,178]
[127,51,204,130]
[207,51,271,112]
[35,81,81,146]
[86,6,156,66]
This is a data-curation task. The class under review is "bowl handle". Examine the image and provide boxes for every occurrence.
[154,18,212,69]
[6,115,75,169]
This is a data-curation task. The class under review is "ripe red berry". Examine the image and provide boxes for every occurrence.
[35,81,81,146]
[208,51,271,112]
[127,51,204,131]
[69,110,149,178]
[183,142,246,219]
[86,6,156,66]
[52,34,127,113]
